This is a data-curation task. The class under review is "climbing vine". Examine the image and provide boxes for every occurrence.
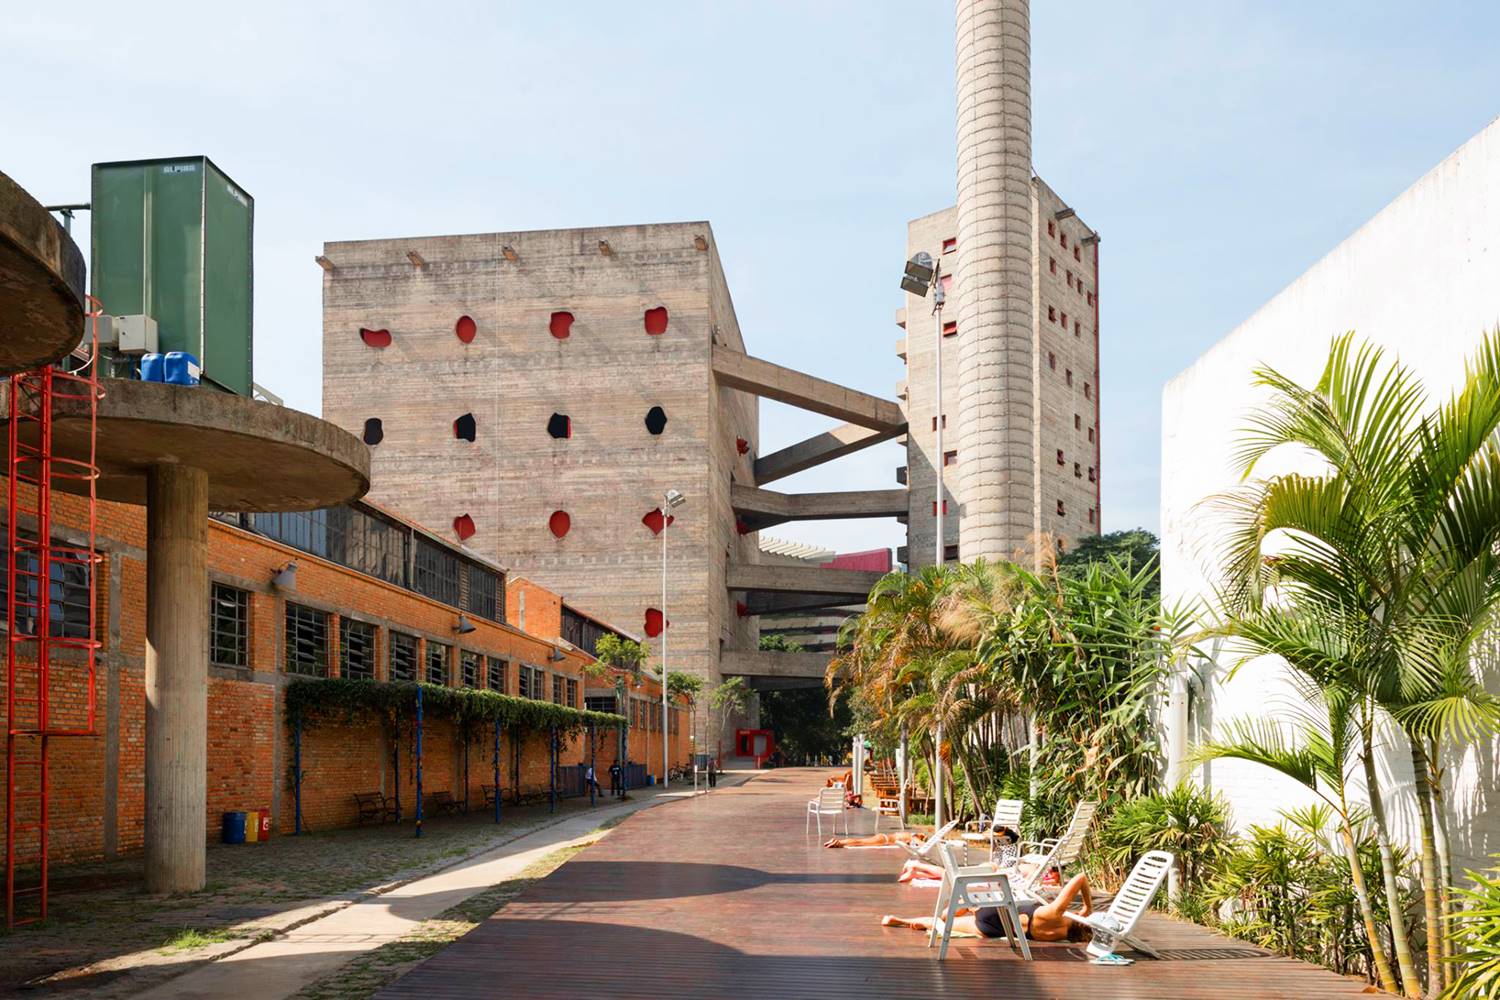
[284,678,625,737]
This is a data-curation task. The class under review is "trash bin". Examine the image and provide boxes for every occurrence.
[221,811,247,844]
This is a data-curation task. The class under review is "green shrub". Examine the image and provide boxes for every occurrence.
[1096,783,1233,896]
[1444,860,1500,999]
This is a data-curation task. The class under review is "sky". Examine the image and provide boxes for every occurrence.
[6,2,1499,556]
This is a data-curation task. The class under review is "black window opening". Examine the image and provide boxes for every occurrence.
[426,642,450,685]
[552,675,565,705]
[519,664,544,701]
[210,583,249,668]
[363,418,384,445]
[566,678,578,708]
[0,526,93,640]
[390,631,419,682]
[454,413,476,442]
[464,562,499,622]
[560,606,623,658]
[461,649,481,687]
[340,618,377,680]
[644,406,667,435]
[414,537,462,607]
[547,413,571,439]
[285,603,329,677]
[487,656,507,692]
[585,695,616,714]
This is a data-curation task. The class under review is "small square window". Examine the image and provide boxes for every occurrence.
[1056,449,1065,465]
[1049,257,1056,274]
[1088,467,1097,483]
[1065,369,1073,386]
[1075,320,1081,336]
[940,273,953,292]
[1088,508,1096,524]
[931,500,948,516]
[1048,352,1056,370]
[210,584,250,669]
[1047,306,1056,322]
[1066,271,1073,287]
[1074,245,1081,261]
[1074,462,1082,478]
[1047,221,1055,236]
[941,237,957,254]
[1087,291,1095,306]
[942,320,957,337]
[1084,383,1092,399]
[340,618,377,680]
[1060,311,1068,327]
[1074,414,1082,430]
[1060,233,1068,249]
[1088,427,1095,442]
[943,450,958,466]
[1057,499,1066,516]
[931,415,946,431]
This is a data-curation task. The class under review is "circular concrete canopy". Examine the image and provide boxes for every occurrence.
[0,170,85,374]
[33,379,370,511]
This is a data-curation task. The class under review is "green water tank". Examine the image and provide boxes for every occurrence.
[90,156,253,395]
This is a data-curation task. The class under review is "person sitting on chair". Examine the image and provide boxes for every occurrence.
[880,872,1095,943]
[826,769,852,789]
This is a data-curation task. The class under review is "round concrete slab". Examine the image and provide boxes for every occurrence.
[0,170,85,373]
[29,379,370,511]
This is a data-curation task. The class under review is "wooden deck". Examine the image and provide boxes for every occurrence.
[377,768,1374,999]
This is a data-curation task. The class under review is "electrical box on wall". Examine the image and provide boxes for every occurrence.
[89,156,253,394]
[113,314,158,355]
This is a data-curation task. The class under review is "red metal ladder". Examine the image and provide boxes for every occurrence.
[5,305,102,928]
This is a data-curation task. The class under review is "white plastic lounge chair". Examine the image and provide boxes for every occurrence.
[1001,799,1098,897]
[873,793,904,832]
[900,819,961,863]
[961,797,1024,864]
[806,786,848,837]
[927,840,1032,961]
[1065,849,1173,960]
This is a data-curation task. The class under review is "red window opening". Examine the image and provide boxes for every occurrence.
[942,321,957,337]
[735,601,750,617]
[1049,258,1056,274]
[1057,499,1066,516]
[735,517,751,536]
[940,274,953,292]
[453,514,476,541]
[644,306,669,335]
[943,450,957,466]
[549,311,574,339]
[359,327,391,348]
[644,608,669,637]
[1056,449,1065,465]
[931,501,948,516]
[941,237,957,254]
[1048,352,1056,370]
[1074,246,1081,261]
[736,437,749,455]
[1060,233,1068,249]
[548,510,571,538]
[455,315,477,343]
[1047,221,1055,236]
[1047,306,1056,322]
[931,415,946,431]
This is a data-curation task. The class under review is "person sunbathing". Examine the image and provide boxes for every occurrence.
[826,770,852,788]
[898,827,1020,881]
[822,831,925,849]
[880,872,1095,943]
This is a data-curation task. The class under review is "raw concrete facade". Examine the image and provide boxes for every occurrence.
[898,179,1100,566]
[321,223,759,699]
[1160,117,1500,872]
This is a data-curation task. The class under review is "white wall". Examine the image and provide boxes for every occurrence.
[1161,116,1500,873]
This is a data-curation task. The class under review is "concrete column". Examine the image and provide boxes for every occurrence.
[955,0,1034,562]
[144,463,209,893]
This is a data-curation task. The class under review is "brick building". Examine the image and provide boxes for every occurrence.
[1,486,686,866]
[897,179,1101,565]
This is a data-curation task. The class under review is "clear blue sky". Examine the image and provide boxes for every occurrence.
[6,2,1498,554]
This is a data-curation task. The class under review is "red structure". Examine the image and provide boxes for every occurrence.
[735,728,774,768]
[5,309,101,927]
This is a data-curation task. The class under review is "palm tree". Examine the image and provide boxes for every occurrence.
[1211,330,1500,996]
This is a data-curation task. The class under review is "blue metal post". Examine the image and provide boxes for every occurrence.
[548,726,557,814]
[589,723,596,807]
[414,686,424,839]
[493,717,502,824]
[293,712,303,835]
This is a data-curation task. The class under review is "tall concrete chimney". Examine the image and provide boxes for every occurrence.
[954,0,1033,562]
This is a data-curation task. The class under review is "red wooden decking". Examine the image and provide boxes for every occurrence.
[377,768,1374,999]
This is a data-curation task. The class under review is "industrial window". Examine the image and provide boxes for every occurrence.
[1056,449,1065,465]
[520,664,545,700]
[644,406,668,435]
[362,418,383,445]
[0,529,93,642]
[210,584,249,668]
[461,649,481,687]
[943,450,957,466]
[454,413,477,442]
[414,537,462,606]
[1047,306,1055,322]
[931,500,948,516]
[1048,257,1056,274]
[390,631,418,682]
[1060,233,1068,248]
[1074,462,1082,478]
[941,237,957,254]
[1088,427,1095,442]
[547,413,571,439]
[1065,369,1073,386]
[1075,320,1082,336]
[1047,221,1055,237]
[285,603,329,677]
[931,415,946,431]
[552,675,565,704]
[1074,245,1081,261]
[488,657,508,692]
[464,561,501,622]
[942,320,957,337]
[1048,352,1056,370]
[426,642,450,685]
[1057,499,1066,516]
[585,695,616,714]
[1084,383,1092,399]
[1088,467,1097,483]
[567,678,578,707]
[340,618,377,680]
[1075,414,1082,430]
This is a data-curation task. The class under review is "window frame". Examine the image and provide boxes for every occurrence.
[339,616,377,680]
[210,582,250,669]
[284,602,330,677]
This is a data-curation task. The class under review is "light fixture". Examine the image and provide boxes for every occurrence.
[454,615,476,635]
[271,562,298,592]
[664,488,686,509]
[900,251,935,296]
[549,646,567,662]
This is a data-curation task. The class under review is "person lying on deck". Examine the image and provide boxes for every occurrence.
[880,872,1096,943]
[822,831,925,849]
[897,826,1019,881]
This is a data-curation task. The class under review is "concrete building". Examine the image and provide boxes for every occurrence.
[321,223,904,701]
[1160,117,1500,872]
[898,178,1101,566]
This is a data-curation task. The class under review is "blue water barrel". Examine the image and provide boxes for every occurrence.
[221,811,247,844]
[140,353,165,383]
[164,352,201,386]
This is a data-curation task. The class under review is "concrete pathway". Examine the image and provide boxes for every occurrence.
[148,770,756,1000]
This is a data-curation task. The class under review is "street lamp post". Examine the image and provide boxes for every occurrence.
[659,488,686,788]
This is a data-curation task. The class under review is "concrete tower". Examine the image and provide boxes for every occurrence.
[954,0,1035,561]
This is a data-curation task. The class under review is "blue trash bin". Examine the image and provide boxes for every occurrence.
[221,811,247,844]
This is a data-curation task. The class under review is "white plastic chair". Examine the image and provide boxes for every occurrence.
[927,840,1032,961]
[961,797,1025,864]
[806,786,847,836]
[1001,799,1098,897]
[1065,849,1173,960]
[873,793,904,832]
[900,819,961,863]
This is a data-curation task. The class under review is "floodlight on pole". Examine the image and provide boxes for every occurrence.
[900,251,935,297]
[660,488,685,788]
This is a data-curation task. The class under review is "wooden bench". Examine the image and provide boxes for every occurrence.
[427,790,461,817]
[482,785,511,810]
[353,791,397,825]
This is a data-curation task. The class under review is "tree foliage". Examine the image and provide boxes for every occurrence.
[284,678,625,737]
